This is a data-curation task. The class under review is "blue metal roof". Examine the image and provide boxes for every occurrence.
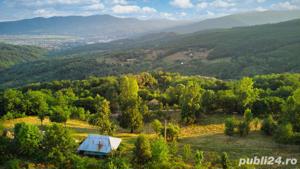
[78,134,122,155]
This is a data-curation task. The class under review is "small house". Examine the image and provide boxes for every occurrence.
[78,134,122,156]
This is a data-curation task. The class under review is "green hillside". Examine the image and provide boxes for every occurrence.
[0,43,47,69]
[1,19,300,88]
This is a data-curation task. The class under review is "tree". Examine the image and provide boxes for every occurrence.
[133,135,152,165]
[89,98,114,135]
[50,106,70,126]
[150,138,169,163]
[195,150,204,169]
[118,76,143,133]
[151,119,163,135]
[26,91,49,125]
[42,123,76,168]
[3,89,26,117]
[180,82,203,124]
[14,123,43,156]
[284,89,300,132]
[261,115,276,135]
[234,77,258,113]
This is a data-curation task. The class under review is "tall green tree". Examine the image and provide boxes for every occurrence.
[180,82,203,124]
[118,76,143,133]
[26,91,49,125]
[89,96,114,135]
[234,77,258,113]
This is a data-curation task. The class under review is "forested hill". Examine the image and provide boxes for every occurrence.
[1,19,300,88]
[0,43,47,69]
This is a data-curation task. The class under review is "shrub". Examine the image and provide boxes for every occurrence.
[221,152,230,169]
[261,115,276,135]
[133,135,152,165]
[224,118,237,136]
[195,150,204,169]
[291,133,300,145]
[151,138,169,163]
[160,123,180,142]
[42,123,76,167]
[151,119,163,135]
[5,159,21,169]
[274,123,293,144]
[183,144,192,161]
[238,121,250,137]
[244,109,253,123]
[14,123,43,156]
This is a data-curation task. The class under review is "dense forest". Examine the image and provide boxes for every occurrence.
[0,43,47,69]
[0,72,300,168]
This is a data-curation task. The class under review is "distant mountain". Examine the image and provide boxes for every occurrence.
[1,18,300,88]
[167,10,300,34]
[0,43,47,69]
[0,15,185,39]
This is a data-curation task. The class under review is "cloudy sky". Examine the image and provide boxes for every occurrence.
[0,0,300,21]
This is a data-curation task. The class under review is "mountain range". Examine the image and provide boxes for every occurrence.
[1,17,300,88]
[0,11,300,88]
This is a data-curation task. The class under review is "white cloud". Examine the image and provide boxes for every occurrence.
[112,5,157,14]
[255,6,268,11]
[170,0,194,8]
[197,2,209,9]
[112,0,128,5]
[271,1,299,10]
[210,0,235,8]
[83,3,105,10]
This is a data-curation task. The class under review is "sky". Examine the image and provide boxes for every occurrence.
[0,0,300,21]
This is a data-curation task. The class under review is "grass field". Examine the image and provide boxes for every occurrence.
[3,114,300,169]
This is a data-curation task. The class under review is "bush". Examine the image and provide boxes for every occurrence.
[151,119,163,135]
[195,150,204,169]
[183,144,192,162]
[221,152,230,169]
[160,123,180,142]
[261,115,276,135]
[151,138,169,163]
[291,133,300,145]
[224,118,237,136]
[238,121,250,137]
[14,123,43,156]
[0,136,13,164]
[133,135,152,165]
[42,123,76,167]
[5,159,21,169]
[274,123,293,144]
